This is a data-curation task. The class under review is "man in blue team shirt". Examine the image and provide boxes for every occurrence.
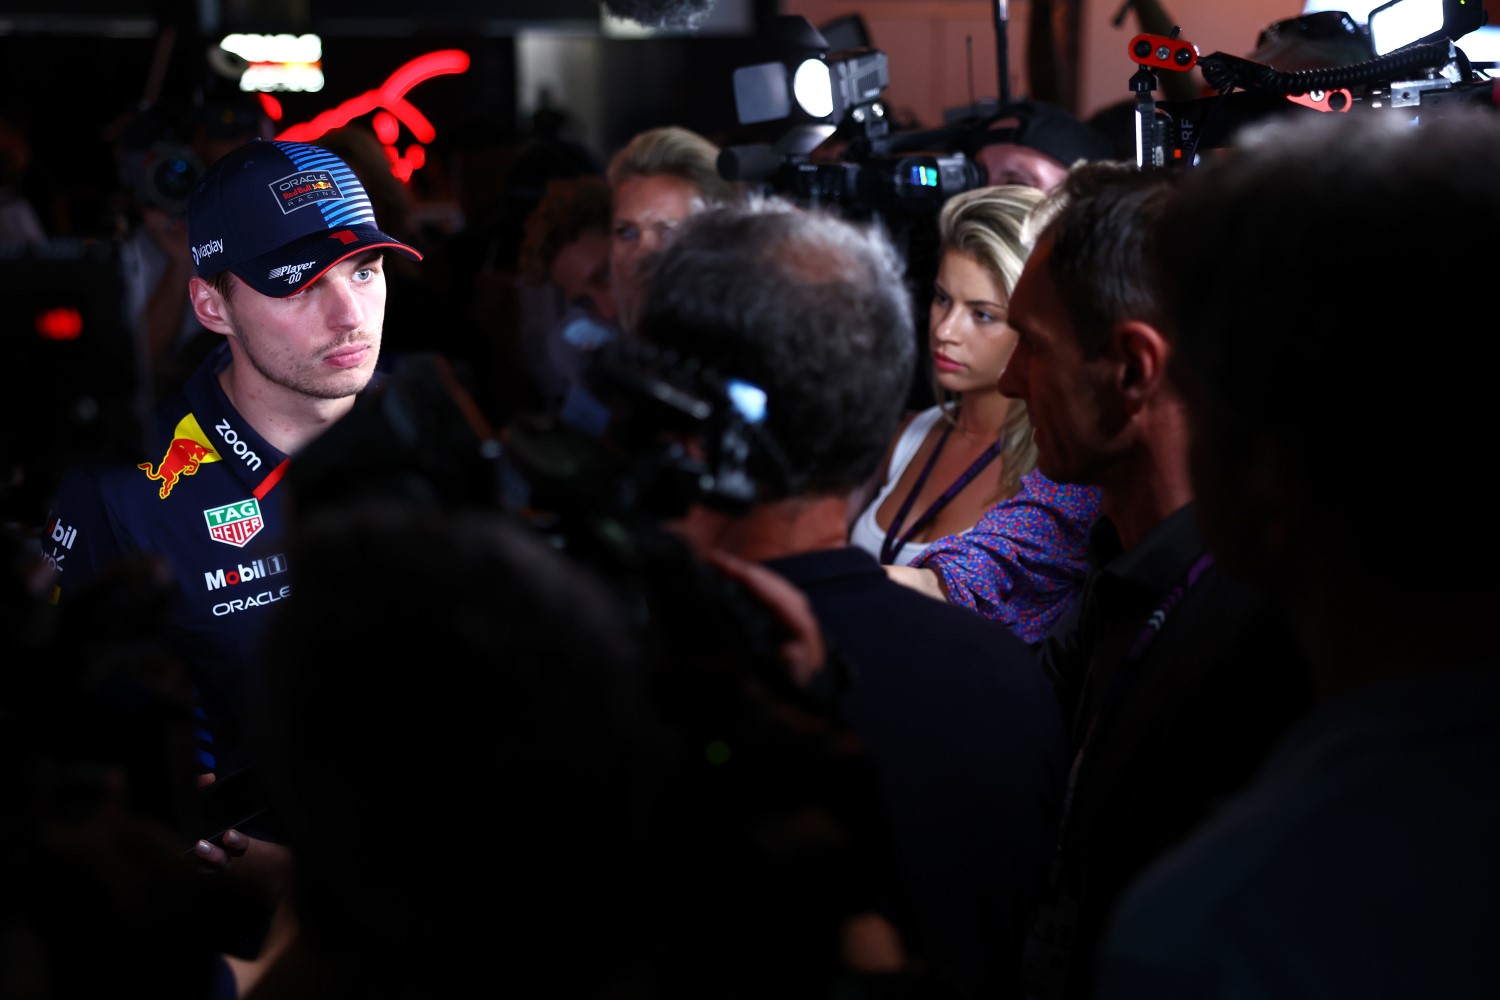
[42,138,421,865]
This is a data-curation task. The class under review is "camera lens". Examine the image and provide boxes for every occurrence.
[152,157,199,200]
[137,143,205,215]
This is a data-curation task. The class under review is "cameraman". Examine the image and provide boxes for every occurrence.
[116,98,273,396]
[637,194,1068,997]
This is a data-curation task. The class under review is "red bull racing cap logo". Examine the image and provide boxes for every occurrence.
[270,169,344,214]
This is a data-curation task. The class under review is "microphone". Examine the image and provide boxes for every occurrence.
[603,0,721,31]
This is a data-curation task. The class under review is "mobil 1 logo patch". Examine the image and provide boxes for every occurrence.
[204,553,288,592]
[205,498,265,548]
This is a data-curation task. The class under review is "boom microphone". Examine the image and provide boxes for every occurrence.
[603,0,720,31]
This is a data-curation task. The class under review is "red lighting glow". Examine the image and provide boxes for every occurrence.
[258,93,284,121]
[36,307,83,341]
[372,110,399,145]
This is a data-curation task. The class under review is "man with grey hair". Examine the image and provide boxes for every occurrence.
[638,193,1069,998]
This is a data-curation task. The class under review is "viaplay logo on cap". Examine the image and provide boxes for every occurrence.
[269,169,345,215]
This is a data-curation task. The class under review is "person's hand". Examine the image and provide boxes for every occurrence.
[192,828,250,872]
[190,772,292,904]
[703,549,826,689]
[193,827,292,906]
[883,564,948,602]
[141,206,190,257]
[191,773,248,873]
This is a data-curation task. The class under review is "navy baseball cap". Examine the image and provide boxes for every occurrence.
[186,138,421,298]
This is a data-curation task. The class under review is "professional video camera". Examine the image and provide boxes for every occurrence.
[1128,0,1496,169]
[277,328,783,560]
[505,338,847,711]
[287,339,811,698]
[717,15,984,230]
[114,109,206,217]
[124,143,204,216]
[502,333,793,564]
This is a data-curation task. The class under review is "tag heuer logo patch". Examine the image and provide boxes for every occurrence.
[205,498,265,548]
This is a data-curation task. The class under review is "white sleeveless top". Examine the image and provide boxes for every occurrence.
[849,405,950,566]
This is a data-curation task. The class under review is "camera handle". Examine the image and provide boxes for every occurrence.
[993,0,1011,106]
[1129,28,1200,170]
[1132,63,1161,170]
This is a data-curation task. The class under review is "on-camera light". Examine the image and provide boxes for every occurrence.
[733,47,890,126]
[1368,0,1486,55]
[793,58,834,118]
[823,49,891,120]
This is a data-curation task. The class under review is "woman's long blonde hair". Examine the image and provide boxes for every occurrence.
[932,184,1046,500]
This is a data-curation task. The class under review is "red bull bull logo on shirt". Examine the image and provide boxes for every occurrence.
[205,498,265,548]
[139,414,222,499]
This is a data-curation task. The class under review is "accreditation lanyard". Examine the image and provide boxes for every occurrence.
[1055,550,1217,841]
[879,421,1005,565]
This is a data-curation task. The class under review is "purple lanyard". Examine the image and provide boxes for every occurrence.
[879,420,1005,565]
[1056,550,1217,842]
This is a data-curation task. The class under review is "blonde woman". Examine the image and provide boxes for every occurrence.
[606,125,741,331]
[851,184,1101,642]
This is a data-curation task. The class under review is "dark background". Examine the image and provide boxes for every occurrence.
[0,0,787,238]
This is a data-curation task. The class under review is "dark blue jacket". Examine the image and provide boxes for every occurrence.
[45,343,295,777]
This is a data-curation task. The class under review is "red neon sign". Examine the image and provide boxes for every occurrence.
[273,49,471,183]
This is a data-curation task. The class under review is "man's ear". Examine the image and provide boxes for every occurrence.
[189,276,235,336]
[1111,320,1172,413]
